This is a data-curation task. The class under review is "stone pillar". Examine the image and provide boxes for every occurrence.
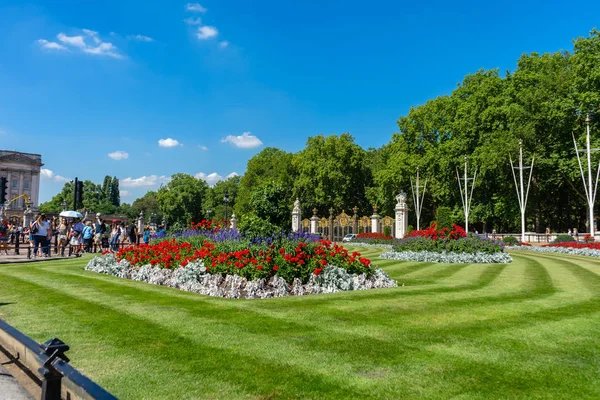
[18,172,24,209]
[352,206,359,234]
[31,172,40,208]
[395,191,409,239]
[291,199,301,232]
[371,205,380,233]
[230,213,237,230]
[310,208,318,234]
[137,211,144,236]
[328,207,334,241]
[23,207,33,228]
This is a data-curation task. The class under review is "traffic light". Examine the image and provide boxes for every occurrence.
[0,177,7,204]
[73,177,84,209]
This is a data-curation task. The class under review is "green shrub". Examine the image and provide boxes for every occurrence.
[238,213,281,238]
[502,236,519,246]
[436,207,452,231]
[384,226,392,237]
[553,234,576,244]
[393,236,503,254]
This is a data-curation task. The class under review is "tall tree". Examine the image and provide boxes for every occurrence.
[293,134,372,216]
[235,148,295,217]
[110,176,120,207]
[156,173,207,228]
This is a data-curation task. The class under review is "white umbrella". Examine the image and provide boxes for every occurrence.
[59,210,83,218]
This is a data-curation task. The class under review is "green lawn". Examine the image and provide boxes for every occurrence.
[0,248,599,399]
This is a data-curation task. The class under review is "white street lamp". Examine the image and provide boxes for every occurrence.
[510,140,534,243]
[410,167,427,230]
[573,113,600,237]
[456,156,477,234]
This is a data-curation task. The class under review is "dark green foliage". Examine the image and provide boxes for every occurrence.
[249,181,290,228]
[238,213,281,238]
[552,234,576,244]
[502,236,519,246]
[436,207,453,231]
[156,173,207,227]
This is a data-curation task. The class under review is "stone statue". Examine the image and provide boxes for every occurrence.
[396,190,407,205]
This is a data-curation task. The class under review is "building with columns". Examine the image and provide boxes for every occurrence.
[0,151,43,223]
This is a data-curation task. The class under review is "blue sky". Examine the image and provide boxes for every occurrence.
[1,0,598,203]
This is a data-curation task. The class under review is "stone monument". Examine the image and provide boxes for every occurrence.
[395,190,409,239]
[292,199,301,232]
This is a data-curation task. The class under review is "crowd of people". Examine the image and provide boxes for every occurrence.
[0,213,160,258]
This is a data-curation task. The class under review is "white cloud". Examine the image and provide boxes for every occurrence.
[129,34,153,42]
[221,132,263,149]
[108,151,129,160]
[197,26,218,40]
[120,175,170,188]
[195,172,239,186]
[57,33,86,48]
[199,145,208,151]
[195,172,222,186]
[83,42,123,59]
[38,30,123,59]
[120,190,130,197]
[82,29,101,43]
[158,138,183,148]
[37,39,67,50]
[219,41,229,48]
[186,3,207,12]
[40,168,70,183]
[184,17,202,25]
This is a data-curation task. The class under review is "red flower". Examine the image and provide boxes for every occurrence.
[313,267,323,275]
[272,265,279,271]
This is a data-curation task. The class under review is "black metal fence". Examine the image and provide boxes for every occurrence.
[0,319,117,400]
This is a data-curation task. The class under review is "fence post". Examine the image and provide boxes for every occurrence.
[310,208,318,235]
[328,208,334,242]
[371,205,380,234]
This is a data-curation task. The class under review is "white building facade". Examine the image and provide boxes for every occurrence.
[0,151,43,221]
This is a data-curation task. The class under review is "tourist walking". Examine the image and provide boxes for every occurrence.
[127,221,138,245]
[31,214,49,257]
[57,218,69,256]
[82,221,94,253]
[0,218,9,255]
[70,218,84,256]
[545,227,551,243]
[109,221,121,251]
[143,225,151,244]
[574,228,579,242]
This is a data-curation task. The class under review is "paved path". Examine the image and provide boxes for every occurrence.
[0,364,34,400]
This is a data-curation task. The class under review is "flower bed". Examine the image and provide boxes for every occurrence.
[355,232,394,245]
[381,222,509,263]
[505,245,600,258]
[85,254,396,299]
[85,223,397,298]
[380,250,512,264]
[393,236,504,255]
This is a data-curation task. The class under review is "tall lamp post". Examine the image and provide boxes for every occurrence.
[573,112,599,237]
[223,190,230,222]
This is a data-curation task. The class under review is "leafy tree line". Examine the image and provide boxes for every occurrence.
[233,29,600,233]
[39,29,600,233]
